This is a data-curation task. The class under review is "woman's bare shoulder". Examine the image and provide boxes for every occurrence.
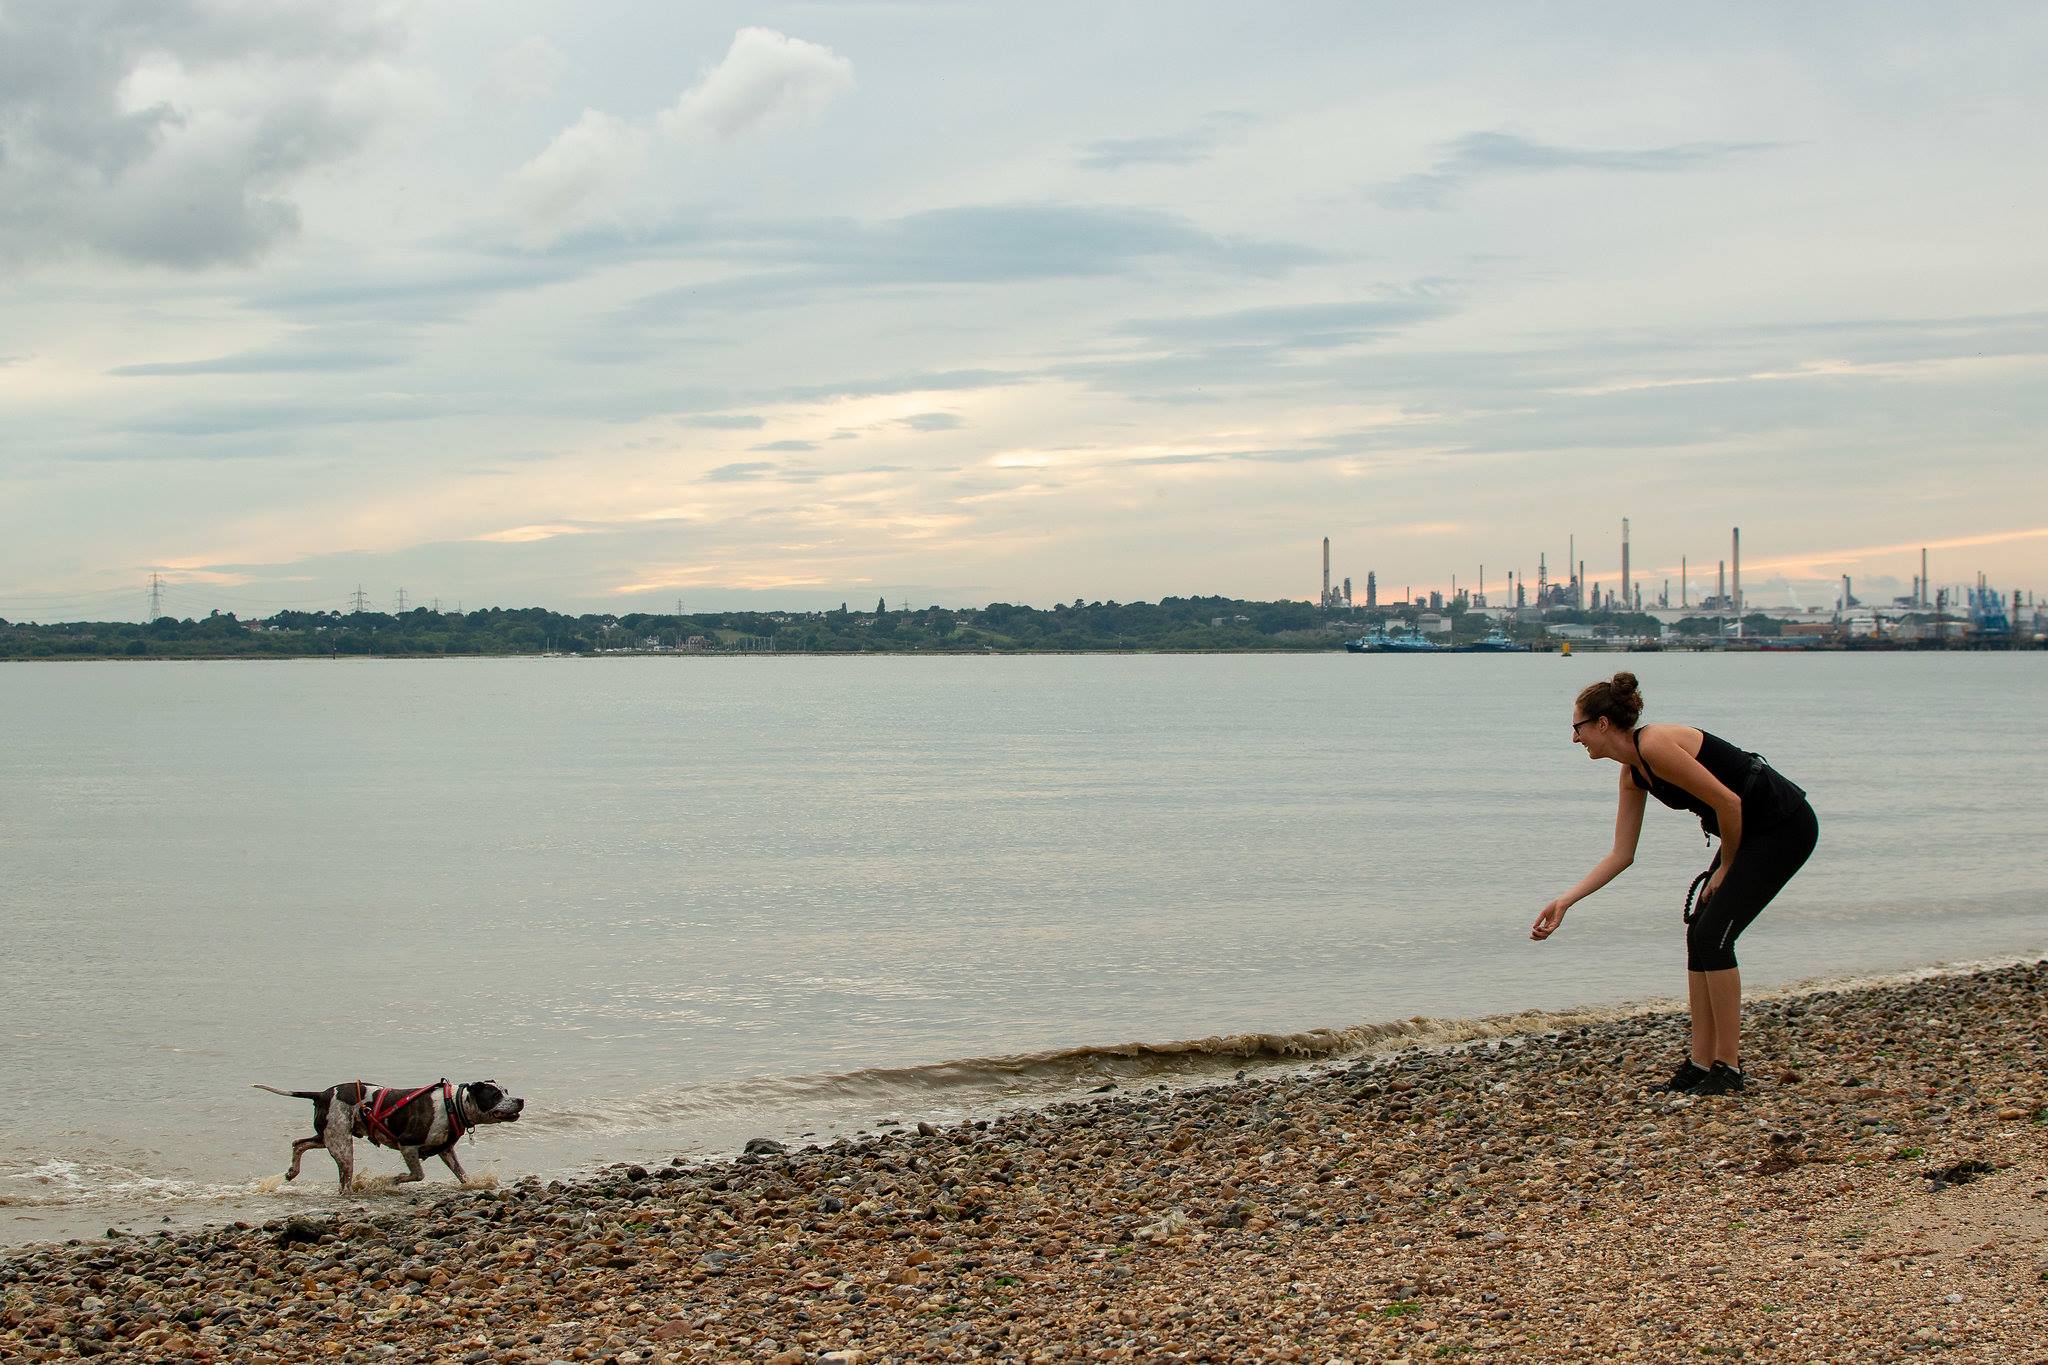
[1638,723,1704,759]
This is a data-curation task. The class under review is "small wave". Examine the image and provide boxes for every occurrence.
[5,1159,503,1213]
[1,1159,224,1209]
[526,1001,1647,1135]
[526,952,2046,1138]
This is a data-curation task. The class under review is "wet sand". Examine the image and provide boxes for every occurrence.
[3,961,2044,1363]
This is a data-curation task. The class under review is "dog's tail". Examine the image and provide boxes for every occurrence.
[252,1084,325,1100]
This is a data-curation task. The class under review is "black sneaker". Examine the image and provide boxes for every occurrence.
[1654,1060,1709,1093]
[1694,1062,1746,1097]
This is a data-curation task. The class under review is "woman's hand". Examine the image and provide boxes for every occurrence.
[1531,898,1569,941]
[1700,865,1729,909]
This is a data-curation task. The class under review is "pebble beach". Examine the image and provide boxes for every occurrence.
[3,961,2044,1363]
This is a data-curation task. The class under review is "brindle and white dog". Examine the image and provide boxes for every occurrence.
[253,1079,523,1191]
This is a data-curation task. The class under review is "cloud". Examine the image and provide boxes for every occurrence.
[703,461,781,482]
[508,109,653,232]
[766,368,1026,404]
[658,27,855,143]
[682,414,767,429]
[1046,294,1458,402]
[110,347,401,377]
[1372,131,1776,210]
[1076,112,1252,171]
[1078,130,1219,172]
[749,439,817,452]
[898,412,963,431]
[626,203,1314,317]
[487,36,569,104]
[1742,526,2048,578]
[116,394,438,438]
[1116,298,1453,348]
[510,27,852,238]
[246,262,585,321]
[472,524,600,544]
[0,3,409,269]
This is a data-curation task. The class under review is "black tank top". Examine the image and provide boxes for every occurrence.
[1628,727,1793,836]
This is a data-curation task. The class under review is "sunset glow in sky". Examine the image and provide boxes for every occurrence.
[4,2,2045,619]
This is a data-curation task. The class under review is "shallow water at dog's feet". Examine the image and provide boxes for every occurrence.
[1,653,2043,1244]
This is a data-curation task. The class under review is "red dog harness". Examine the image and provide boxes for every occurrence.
[356,1080,467,1149]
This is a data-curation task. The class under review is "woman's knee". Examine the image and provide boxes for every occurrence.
[1686,917,1740,972]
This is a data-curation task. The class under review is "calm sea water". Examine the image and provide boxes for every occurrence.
[2,653,2042,1243]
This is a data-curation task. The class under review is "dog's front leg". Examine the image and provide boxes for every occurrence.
[395,1148,427,1185]
[438,1147,469,1184]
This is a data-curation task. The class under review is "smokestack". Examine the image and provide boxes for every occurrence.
[1621,518,1631,606]
[1732,527,1742,619]
[1921,547,1928,609]
[1682,556,1688,608]
[1322,537,1330,605]
[1718,559,1726,605]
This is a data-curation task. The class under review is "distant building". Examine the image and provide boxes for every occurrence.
[1417,613,1451,636]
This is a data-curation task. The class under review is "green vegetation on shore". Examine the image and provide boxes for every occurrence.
[0,596,1583,659]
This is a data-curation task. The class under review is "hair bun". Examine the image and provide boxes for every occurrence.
[1610,671,1639,696]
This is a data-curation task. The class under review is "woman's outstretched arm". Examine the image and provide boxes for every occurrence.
[1532,772,1647,940]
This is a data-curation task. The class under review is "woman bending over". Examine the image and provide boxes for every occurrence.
[1531,672,1818,1096]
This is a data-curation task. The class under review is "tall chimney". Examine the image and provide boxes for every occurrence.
[1681,556,1688,607]
[1732,527,1742,619]
[1621,518,1631,606]
[1718,559,1726,605]
[1921,547,1929,609]
[1322,537,1330,605]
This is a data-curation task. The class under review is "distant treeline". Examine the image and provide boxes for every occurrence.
[0,596,1686,659]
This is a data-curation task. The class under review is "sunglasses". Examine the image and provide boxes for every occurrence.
[1571,718,1594,735]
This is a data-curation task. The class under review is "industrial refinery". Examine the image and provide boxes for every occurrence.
[1316,525,2042,650]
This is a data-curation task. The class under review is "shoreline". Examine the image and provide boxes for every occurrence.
[6,953,2036,1251]
[3,640,2040,662]
[4,961,2043,1361]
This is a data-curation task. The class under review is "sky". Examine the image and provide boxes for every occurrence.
[3,1,2046,622]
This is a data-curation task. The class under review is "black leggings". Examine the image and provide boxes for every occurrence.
[1686,800,1819,972]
